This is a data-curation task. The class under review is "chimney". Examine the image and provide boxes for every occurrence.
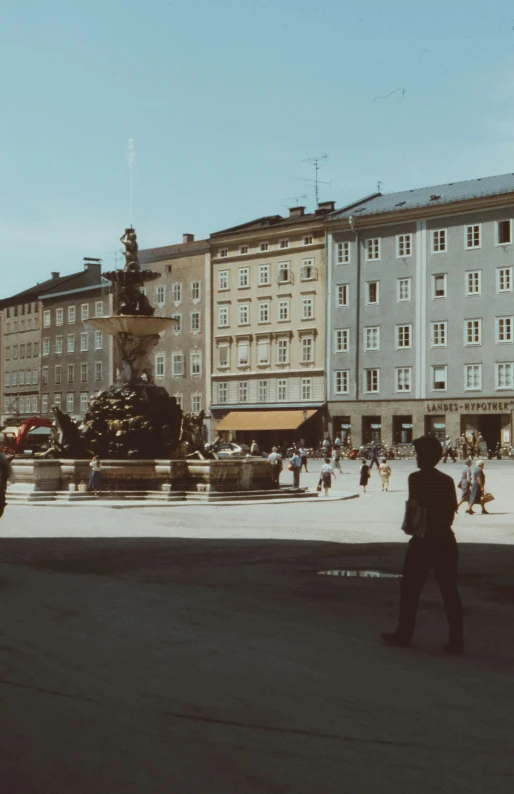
[51,272,60,279]
[183,233,195,243]
[83,257,102,274]
[317,200,336,213]
[289,206,305,219]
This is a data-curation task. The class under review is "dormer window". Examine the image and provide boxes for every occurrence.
[219,248,228,258]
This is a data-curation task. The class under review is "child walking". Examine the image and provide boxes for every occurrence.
[359,459,371,493]
[378,458,392,492]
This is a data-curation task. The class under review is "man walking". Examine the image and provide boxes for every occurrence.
[267,446,283,487]
[369,442,381,470]
[442,435,456,463]
[381,436,464,655]
[290,449,302,489]
[299,445,309,472]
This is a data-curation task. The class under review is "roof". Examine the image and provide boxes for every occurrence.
[329,173,514,220]
[0,267,103,308]
[211,209,332,238]
[139,239,209,264]
[216,409,318,431]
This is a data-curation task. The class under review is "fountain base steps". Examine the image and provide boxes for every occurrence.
[6,487,321,505]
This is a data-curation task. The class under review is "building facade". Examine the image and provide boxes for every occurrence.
[209,204,335,448]
[0,297,42,422]
[326,174,514,449]
[139,235,209,421]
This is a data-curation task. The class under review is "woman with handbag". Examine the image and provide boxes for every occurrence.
[456,458,472,513]
[467,460,491,515]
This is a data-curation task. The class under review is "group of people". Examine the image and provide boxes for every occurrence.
[443,433,490,462]
[457,458,490,515]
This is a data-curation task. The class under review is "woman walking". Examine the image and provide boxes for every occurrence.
[88,455,102,495]
[467,460,489,515]
[359,459,371,493]
[456,458,472,513]
[319,457,335,496]
[378,458,392,492]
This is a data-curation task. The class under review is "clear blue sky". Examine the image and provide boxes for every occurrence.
[2,0,514,295]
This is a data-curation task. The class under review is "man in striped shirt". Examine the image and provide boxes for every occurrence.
[382,436,464,655]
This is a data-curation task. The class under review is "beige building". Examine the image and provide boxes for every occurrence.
[209,204,335,449]
[139,235,209,421]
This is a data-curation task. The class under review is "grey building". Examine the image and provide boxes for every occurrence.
[326,174,514,450]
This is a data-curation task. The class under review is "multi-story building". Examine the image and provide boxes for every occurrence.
[209,203,335,449]
[39,261,112,419]
[326,174,514,449]
[139,234,209,420]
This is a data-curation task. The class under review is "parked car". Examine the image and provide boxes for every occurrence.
[215,442,251,459]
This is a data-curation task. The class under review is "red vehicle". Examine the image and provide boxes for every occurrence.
[0,417,54,457]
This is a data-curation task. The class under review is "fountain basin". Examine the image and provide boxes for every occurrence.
[86,315,178,338]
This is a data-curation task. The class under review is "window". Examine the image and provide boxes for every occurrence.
[55,336,63,355]
[43,310,51,328]
[191,351,202,376]
[80,393,89,414]
[81,332,88,351]
[259,242,269,252]
[20,344,25,359]
[238,381,248,402]
[301,378,312,400]
[54,365,62,385]
[155,353,165,378]
[54,393,61,409]
[366,281,379,304]
[238,267,250,288]
[81,304,89,320]
[258,339,270,365]
[497,362,514,389]
[258,264,270,285]
[498,220,512,245]
[12,372,17,387]
[278,299,290,321]
[301,258,315,280]
[301,336,314,362]
[165,264,172,274]
[191,281,201,301]
[156,285,165,305]
[42,394,48,414]
[19,370,25,386]
[172,353,185,376]
[26,343,32,358]
[396,367,412,392]
[67,364,74,383]
[337,284,349,307]
[219,248,228,258]
[277,338,289,364]
[465,364,482,391]
[365,327,380,351]
[432,365,447,391]
[5,373,10,387]
[304,236,313,246]
[397,278,411,302]
[95,300,103,317]
[277,379,287,401]
[278,262,290,283]
[218,382,228,403]
[81,363,88,382]
[397,325,412,349]
[433,274,447,298]
[218,306,229,327]
[397,234,412,258]
[240,245,249,255]
[95,362,103,382]
[465,319,482,345]
[172,283,183,303]
[302,297,314,320]
[237,342,249,367]
[432,229,447,253]
[465,224,481,249]
[431,321,447,347]
[68,306,76,324]
[67,393,75,412]
[25,369,31,385]
[31,396,38,413]
[56,308,63,326]
[336,241,350,265]
[498,267,513,293]
[279,239,289,249]
[191,311,201,331]
[364,369,379,393]
[335,329,349,352]
[5,347,10,361]
[18,397,25,413]
[33,341,39,357]
[42,367,49,385]
[67,334,75,353]
[94,331,103,350]
[259,301,270,323]
[13,345,18,359]
[219,270,229,291]
[172,314,182,333]
[257,380,268,402]
[466,271,481,296]
[497,317,513,343]
[334,370,349,394]
[366,238,380,261]
[238,303,249,325]
[218,344,229,368]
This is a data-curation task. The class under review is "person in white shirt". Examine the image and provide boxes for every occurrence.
[267,447,283,486]
[290,452,302,488]
[299,446,309,472]
[378,458,392,492]
[319,457,335,496]
[88,455,102,495]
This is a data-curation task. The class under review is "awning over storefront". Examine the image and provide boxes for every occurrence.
[216,409,318,432]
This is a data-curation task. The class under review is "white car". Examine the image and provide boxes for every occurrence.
[215,442,251,459]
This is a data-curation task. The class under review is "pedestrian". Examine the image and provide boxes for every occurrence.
[359,459,371,493]
[381,436,464,655]
[471,432,477,458]
[477,434,488,458]
[289,449,302,489]
[88,454,102,495]
[319,456,335,496]
[458,434,467,460]
[267,446,283,487]
[442,435,456,463]
[334,436,342,448]
[299,445,309,472]
[369,442,380,470]
[0,447,11,518]
[456,458,472,513]
[250,439,260,456]
[331,445,342,475]
[467,460,489,515]
[378,458,392,492]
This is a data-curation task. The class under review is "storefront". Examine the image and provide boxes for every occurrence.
[425,415,447,444]
[332,415,352,446]
[362,416,382,444]
[215,408,323,451]
[392,415,413,444]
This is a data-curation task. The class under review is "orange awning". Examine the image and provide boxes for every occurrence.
[216,410,318,432]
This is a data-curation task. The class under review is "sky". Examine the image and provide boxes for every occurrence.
[2,0,514,295]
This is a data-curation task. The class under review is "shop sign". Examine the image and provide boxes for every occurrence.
[433,423,446,429]
[426,401,514,413]
[402,424,413,429]
[341,424,351,429]
[371,424,381,429]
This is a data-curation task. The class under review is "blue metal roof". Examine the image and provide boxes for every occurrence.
[329,173,514,220]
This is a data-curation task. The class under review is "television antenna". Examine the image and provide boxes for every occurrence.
[282,194,308,209]
[296,155,331,206]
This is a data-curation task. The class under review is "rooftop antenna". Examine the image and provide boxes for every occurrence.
[126,138,135,226]
[299,155,329,206]
[282,194,308,209]
[377,180,382,192]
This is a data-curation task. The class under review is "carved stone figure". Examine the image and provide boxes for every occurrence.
[113,332,161,384]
